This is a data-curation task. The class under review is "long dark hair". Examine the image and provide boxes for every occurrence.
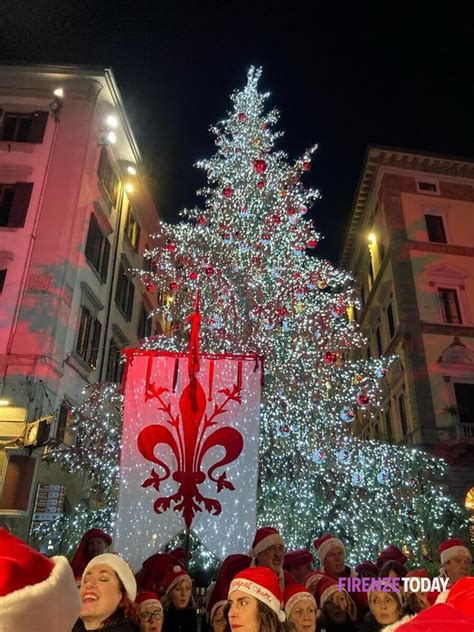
[102,580,140,627]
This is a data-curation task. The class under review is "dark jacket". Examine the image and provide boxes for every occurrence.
[73,618,140,632]
[162,604,198,632]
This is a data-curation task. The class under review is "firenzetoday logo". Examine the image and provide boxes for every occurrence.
[338,576,449,593]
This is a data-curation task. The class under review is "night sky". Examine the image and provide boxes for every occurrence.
[2,1,473,261]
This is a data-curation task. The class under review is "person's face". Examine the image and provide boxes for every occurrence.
[325,591,349,624]
[290,598,317,632]
[139,601,164,632]
[212,604,227,632]
[228,590,259,632]
[87,537,108,557]
[257,543,285,572]
[370,591,400,625]
[171,578,192,610]
[324,547,345,577]
[80,564,122,626]
[290,563,312,584]
[445,555,471,583]
[413,592,430,613]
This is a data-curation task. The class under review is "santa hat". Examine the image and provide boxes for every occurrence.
[284,548,314,570]
[446,577,474,618]
[304,570,325,594]
[136,553,184,593]
[376,545,408,569]
[396,603,474,631]
[229,566,286,622]
[355,560,378,576]
[0,529,80,632]
[250,527,284,559]
[70,528,112,578]
[83,553,137,601]
[162,561,192,595]
[283,583,316,619]
[208,554,251,622]
[438,538,472,566]
[314,574,357,621]
[136,591,163,613]
[313,534,345,569]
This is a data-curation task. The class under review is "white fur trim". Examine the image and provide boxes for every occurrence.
[83,552,137,601]
[138,598,163,612]
[0,556,80,632]
[381,614,414,631]
[320,584,339,608]
[251,533,284,558]
[440,545,471,565]
[229,577,286,622]
[210,599,227,622]
[165,572,192,595]
[285,591,316,618]
[317,538,345,568]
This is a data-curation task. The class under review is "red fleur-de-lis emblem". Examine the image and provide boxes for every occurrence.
[137,369,244,529]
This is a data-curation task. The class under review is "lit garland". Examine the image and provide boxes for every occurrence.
[37,67,466,565]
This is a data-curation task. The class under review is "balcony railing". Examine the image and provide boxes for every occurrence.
[447,423,474,441]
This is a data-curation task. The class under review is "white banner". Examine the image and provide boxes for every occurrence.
[114,350,262,570]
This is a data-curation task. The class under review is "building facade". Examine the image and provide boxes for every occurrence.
[340,146,474,536]
[0,64,161,540]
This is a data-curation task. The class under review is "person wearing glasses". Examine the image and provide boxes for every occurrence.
[136,593,164,632]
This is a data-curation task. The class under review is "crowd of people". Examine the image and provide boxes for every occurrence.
[0,525,472,631]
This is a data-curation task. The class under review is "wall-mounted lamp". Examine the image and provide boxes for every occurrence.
[127,165,137,176]
[100,114,119,146]
[49,88,64,122]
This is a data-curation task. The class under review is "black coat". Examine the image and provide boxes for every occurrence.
[162,604,198,632]
[73,617,140,632]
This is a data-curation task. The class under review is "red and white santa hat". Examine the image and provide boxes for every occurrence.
[438,538,472,566]
[283,583,316,619]
[249,527,285,559]
[304,570,325,595]
[229,566,286,622]
[0,528,81,632]
[136,591,163,614]
[208,554,251,623]
[313,534,345,570]
[284,548,314,570]
[83,553,137,601]
[314,574,357,622]
[162,561,192,595]
[397,603,474,632]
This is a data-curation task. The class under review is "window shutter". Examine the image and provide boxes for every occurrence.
[115,264,124,304]
[9,182,33,228]
[28,111,49,143]
[56,404,68,443]
[126,281,135,320]
[89,318,102,369]
[100,238,110,283]
[85,214,98,263]
[76,307,91,359]
[0,454,37,512]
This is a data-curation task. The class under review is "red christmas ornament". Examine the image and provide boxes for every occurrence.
[277,307,288,318]
[223,186,233,198]
[238,112,247,122]
[299,205,308,215]
[205,266,214,276]
[307,239,318,249]
[292,273,300,280]
[302,161,311,172]
[189,271,198,281]
[287,207,296,215]
[324,351,338,364]
[145,282,156,293]
[166,243,176,253]
[197,215,207,225]
[253,159,267,174]
[334,305,346,316]
[169,281,179,292]
[256,180,265,190]
[271,214,281,224]
[261,122,267,129]
[281,424,290,434]
[357,393,370,406]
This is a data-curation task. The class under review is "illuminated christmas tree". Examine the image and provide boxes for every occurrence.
[39,67,465,564]
[134,67,465,562]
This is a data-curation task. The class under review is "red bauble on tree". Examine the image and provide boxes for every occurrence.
[277,307,288,318]
[169,281,179,292]
[357,393,370,406]
[238,112,247,122]
[307,239,318,249]
[205,266,215,276]
[324,351,338,364]
[166,243,176,253]
[223,186,233,198]
[189,271,198,281]
[145,282,156,293]
[253,158,267,174]
[271,214,282,224]
[197,215,207,225]
[302,161,311,172]
[299,205,308,216]
[256,180,265,190]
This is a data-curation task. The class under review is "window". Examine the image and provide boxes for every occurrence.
[97,148,119,206]
[106,338,124,382]
[0,110,48,143]
[386,302,395,339]
[438,288,462,324]
[115,261,135,320]
[75,306,102,369]
[125,209,141,251]
[0,182,33,228]
[385,407,393,442]
[84,214,110,282]
[417,181,439,194]
[454,383,474,424]
[0,452,37,514]
[137,304,152,339]
[375,326,383,357]
[56,403,75,446]
[398,392,408,436]
[0,269,6,293]
[425,214,447,243]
